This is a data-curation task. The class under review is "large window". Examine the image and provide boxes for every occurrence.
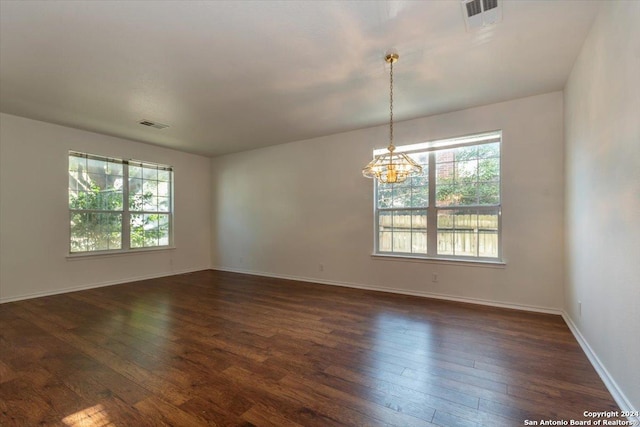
[374,131,501,261]
[68,152,173,254]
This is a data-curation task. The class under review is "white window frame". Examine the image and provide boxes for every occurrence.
[373,131,502,263]
[68,151,174,255]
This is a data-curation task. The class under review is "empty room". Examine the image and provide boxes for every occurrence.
[0,0,638,426]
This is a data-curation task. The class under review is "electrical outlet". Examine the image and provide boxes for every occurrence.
[432,273,438,283]
[319,264,324,272]
[578,300,582,317]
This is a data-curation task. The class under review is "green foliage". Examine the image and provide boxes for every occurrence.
[377,143,500,209]
[70,176,167,252]
[130,213,167,248]
[436,144,500,207]
[69,181,123,252]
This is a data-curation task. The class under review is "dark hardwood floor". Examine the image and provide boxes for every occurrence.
[0,270,624,426]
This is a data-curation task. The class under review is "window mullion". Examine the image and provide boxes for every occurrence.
[122,162,130,250]
[427,151,437,256]
[169,171,174,247]
[374,180,380,253]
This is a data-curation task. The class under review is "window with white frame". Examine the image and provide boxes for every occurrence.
[374,131,501,261]
[68,152,173,254]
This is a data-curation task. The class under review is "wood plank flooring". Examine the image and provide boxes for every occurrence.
[0,270,624,426]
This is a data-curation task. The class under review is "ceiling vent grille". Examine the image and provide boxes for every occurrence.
[462,0,502,31]
[138,120,169,130]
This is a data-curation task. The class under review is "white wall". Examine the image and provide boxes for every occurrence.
[564,1,640,411]
[211,91,565,312]
[0,113,211,302]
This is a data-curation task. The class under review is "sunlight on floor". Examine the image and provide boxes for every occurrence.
[62,404,114,427]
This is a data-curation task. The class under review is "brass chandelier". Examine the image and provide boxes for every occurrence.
[362,53,422,184]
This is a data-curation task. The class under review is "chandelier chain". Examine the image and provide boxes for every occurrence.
[389,59,394,149]
[362,51,421,184]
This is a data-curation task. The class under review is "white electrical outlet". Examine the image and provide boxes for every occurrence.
[319,264,324,272]
[432,273,438,283]
[578,300,582,317]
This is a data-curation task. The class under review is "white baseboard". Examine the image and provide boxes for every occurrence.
[0,267,208,304]
[562,312,638,422]
[211,266,563,315]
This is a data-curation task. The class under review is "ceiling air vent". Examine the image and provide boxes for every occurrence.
[138,120,169,130]
[461,0,502,31]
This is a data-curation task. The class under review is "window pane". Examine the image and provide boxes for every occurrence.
[372,135,500,260]
[69,191,86,209]
[478,182,500,204]
[479,231,498,258]
[379,231,392,252]
[437,211,454,255]
[129,178,163,212]
[130,213,166,248]
[144,214,160,247]
[454,145,478,161]
[87,158,105,173]
[70,212,87,252]
[158,170,171,182]
[458,184,478,205]
[142,179,158,197]
[436,142,500,208]
[478,212,499,257]
[130,214,145,248]
[412,210,427,230]
[129,165,142,178]
[411,152,429,165]
[129,177,143,195]
[436,161,454,181]
[436,183,456,206]
[69,187,123,211]
[436,149,454,164]
[69,156,123,211]
[158,181,170,197]
[478,142,500,158]
[479,157,500,181]
[377,184,393,208]
[436,209,499,258]
[453,212,478,256]
[411,210,427,253]
[69,156,85,173]
[392,186,411,208]
[392,211,412,252]
[378,211,393,252]
[105,213,123,250]
[143,195,158,211]
[411,173,428,187]
[436,159,457,207]
[143,167,158,180]
[105,162,123,177]
[158,214,170,246]
[411,231,427,253]
[70,212,121,253]
[456,160,478,180]
[392,231,411,252]
[158,197,170,212]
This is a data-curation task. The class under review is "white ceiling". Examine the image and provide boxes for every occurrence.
[0,0,600,157]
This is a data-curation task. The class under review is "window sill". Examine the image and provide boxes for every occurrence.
[66,246,176,261]
[371,253,506,268]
